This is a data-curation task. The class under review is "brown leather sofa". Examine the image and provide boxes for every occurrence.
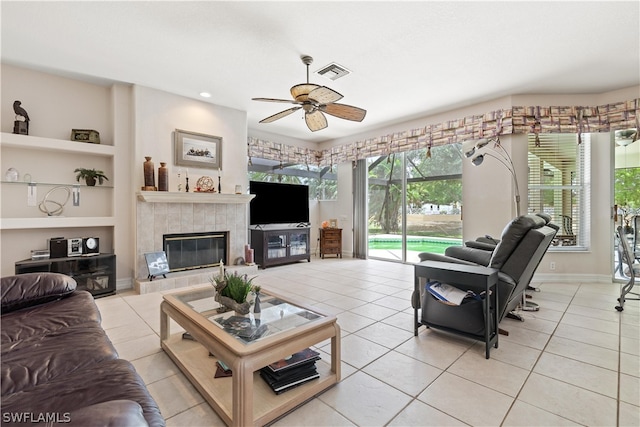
[1,273,165,426]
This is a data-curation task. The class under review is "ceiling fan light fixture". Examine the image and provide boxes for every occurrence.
[252,54,366,132]
[290,83,319,101]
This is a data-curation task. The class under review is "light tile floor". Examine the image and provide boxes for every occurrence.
[96,257,640,426]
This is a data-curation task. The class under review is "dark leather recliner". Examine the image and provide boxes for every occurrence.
[443,213,559,304]
[412,214,557,358]
[444,213,558,264]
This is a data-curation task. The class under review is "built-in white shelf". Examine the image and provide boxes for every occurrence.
[1,132,115,157]
[136,191,255,204]
[1,180,113,188]
[0,216,115,230]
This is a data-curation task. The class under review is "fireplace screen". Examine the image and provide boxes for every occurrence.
[163,232,228,272]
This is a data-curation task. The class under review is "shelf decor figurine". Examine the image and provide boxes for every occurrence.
[12,100,30,135]
[253,285,262,314]
[142,157,156,190]
[74,168,109,187]
[210,260,255,315]
[71,129,100,144]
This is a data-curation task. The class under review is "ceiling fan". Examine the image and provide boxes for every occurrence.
[252,55,366,132]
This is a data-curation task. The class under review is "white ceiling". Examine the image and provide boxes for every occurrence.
[2,1,639,144]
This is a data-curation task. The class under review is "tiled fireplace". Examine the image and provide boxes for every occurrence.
[134,192,256,293]
[163,231,228,272]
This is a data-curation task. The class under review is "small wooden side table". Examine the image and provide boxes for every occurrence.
[319,228,342,258]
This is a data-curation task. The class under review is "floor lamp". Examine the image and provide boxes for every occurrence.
[463,138,539,312]
[463,138,521,216]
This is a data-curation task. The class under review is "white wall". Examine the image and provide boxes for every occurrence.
[1,65,112,141]
[132,86,250,280]
[111,83,135,283]
[133,85,248,194]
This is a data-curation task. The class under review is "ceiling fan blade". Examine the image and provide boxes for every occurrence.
[308,86,343,104]
[320,103,367,122]
[305,110,328,132]
[252,97,299,104]
[259,107,301,123]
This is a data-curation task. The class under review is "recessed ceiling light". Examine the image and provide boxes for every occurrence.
[200,92,212,98]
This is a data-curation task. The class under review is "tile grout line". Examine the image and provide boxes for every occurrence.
[497,281,579,426]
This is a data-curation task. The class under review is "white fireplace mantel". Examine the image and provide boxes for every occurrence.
[136,191,255,204]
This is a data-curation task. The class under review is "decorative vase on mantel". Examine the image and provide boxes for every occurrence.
[142,156,156,191]
[158,162,168,191]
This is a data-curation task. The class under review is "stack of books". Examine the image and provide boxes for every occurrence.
[260,348,321,394]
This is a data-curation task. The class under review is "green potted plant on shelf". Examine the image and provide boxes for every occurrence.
[74,168,109,186]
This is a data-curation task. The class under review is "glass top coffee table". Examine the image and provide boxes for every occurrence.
[160,287,341,426]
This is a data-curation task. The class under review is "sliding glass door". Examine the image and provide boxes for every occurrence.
[404,146,463,263]
[367,154,404,261]
[367,145,463,263]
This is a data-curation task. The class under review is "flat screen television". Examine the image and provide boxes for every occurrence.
[249,181,310,226]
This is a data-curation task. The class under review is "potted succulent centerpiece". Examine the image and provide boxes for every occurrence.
[74,168,109,187]
[210,262,256,315]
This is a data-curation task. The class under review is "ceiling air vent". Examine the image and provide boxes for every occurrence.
[316,62,351,81]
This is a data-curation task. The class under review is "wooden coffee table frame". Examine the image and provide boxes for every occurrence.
[160,288,341,426]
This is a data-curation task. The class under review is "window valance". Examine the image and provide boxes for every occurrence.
[249,98,639,167]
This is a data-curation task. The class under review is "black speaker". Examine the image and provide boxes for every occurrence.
[82,237,100,255]
[49,238,67,258]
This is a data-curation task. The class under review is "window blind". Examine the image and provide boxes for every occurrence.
[528,133,591,249]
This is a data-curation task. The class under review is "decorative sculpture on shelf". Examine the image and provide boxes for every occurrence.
[13,100,30,135]
[38,186,71,216]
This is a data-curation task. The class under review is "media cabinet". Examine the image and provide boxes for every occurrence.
[15,253,116,297]
[250,227,310,268]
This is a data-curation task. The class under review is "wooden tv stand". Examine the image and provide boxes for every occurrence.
[250,227,310,268]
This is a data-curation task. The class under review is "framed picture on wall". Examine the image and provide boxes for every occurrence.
[174,129,222,169]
